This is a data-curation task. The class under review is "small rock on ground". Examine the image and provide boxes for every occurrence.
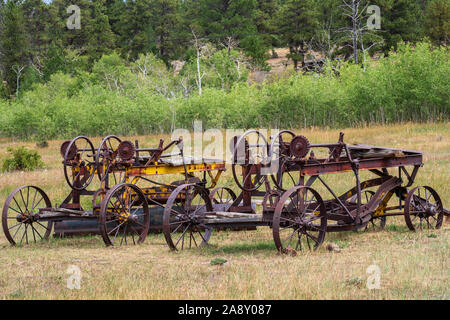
[327,243,341,253]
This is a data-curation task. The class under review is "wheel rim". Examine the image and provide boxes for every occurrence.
[99,183,150,246]
[273,186,327,252]
[63,136,96,191]
[269,130,299,191]
[96,135,124,188]
[210,187,236,211]
[269,130,296,161]
[262,190,282,212]
[405,186,443,231]
[2,186,53,245]
[270,158,302,192]
[231,130,269,192]
[163,184,213,251]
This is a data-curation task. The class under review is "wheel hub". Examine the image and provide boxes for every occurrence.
[128,214,138,223]
[16,211,32,223]
[425,205,436,216]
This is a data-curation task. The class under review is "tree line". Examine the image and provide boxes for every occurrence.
[0,0,448,98]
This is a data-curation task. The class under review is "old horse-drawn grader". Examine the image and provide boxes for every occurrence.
[2,131,448,253]
[2,135,225,246]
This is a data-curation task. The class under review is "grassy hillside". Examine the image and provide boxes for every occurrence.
[0,123,448,299]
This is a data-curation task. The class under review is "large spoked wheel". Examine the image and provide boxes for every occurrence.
[163,184,213,251]
[269,130,296,161]
[269,130,297,191]
[99,183,150,246]
[2,186,53,245]
[273,186,327,253]
[404,186,443,231]
[96,135,124,188]
[63,136,96,191]
[231,130,270,192]
[351,190,386,232]
[209,187,237,212]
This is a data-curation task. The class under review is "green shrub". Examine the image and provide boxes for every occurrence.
[1,146,44,172]
[0,41,447,140]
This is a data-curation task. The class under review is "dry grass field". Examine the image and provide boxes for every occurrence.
[0,123,448,300]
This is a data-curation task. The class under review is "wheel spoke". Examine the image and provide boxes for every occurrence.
[30,224,43,240]
[31,196,44,212]
[191,231,198,247]
[12,197,24,214]
[175,224,191,248]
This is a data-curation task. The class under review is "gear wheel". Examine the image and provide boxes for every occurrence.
[289,135,311,158]
[118,141,136,160]
[60,140,78,160]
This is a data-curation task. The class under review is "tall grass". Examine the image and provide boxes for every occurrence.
[0,42,448,140]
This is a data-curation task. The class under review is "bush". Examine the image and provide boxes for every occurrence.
[0,41,447,140]
[1,146,44,172]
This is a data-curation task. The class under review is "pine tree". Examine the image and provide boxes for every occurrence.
[149,0,183,62]
[254,0,280,56]
[85,0,115,61]
[22,0,52,50]
[277,0,319,70]
[314,0,346,59]
[0,0,30,96]
[190,0,269,67]
[47,0,115,63]
[117,0,156,59]
[425,0,449,45]
[373,0,425,53]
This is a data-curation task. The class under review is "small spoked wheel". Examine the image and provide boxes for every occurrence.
[2,186,53,245]
[99,183,150,246]
[209,187,237,211]
[404,186,443,231]
[269,130,296,162]
[96,135,124,188]
[262,190,282,212]
[63,136,96,191]
[163,184,213,251]
[231,130,269,192]
[269,130,298,191]
[351,190,386,232]
[273,186,327,253]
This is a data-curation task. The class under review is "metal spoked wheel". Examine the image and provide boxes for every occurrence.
[404,186,443,231]
[270,158,303,192]
[2,186,53,245]
[163,184,213,251]
[231,130,270,192]
[262,190,282,212]
[269,130,296,161]
[63,136,96,191]
[96,135,124,188]
[273,186,327,253]
[351,190,386,232]
[269,130,297,191]
[99,183,150,246]
[209,187,237,211]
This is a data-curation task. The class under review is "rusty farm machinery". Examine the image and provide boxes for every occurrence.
[2,131,448,253]
[2,135,225,246]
